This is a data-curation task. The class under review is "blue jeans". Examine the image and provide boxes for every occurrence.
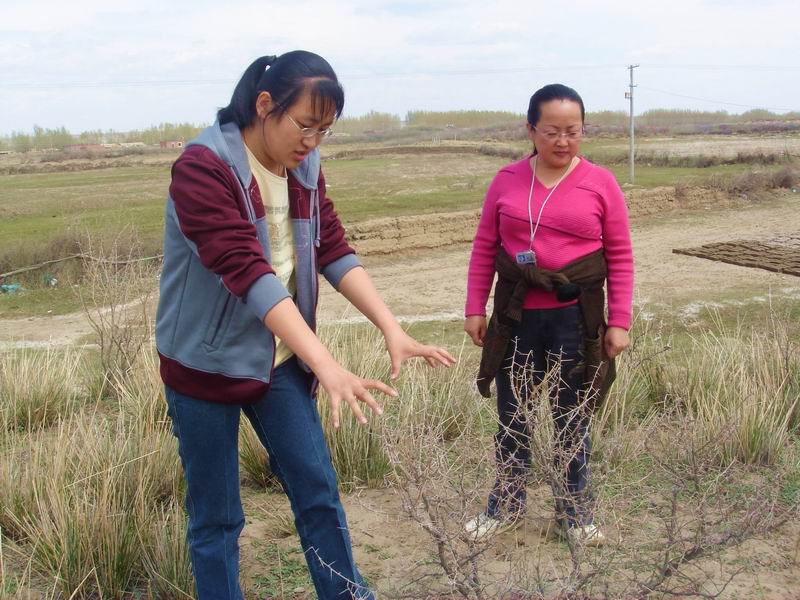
[166,357,373,600]
[487,305,594,527]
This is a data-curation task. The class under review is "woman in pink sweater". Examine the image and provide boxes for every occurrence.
[464,84,634,544]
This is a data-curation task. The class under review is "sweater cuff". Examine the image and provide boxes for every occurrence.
[464,301,487,317]
[244,273,292,321]
[321,253,362,290]
[607,316,631,331]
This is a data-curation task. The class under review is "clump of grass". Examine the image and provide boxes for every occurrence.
[315,324,481,490]
[0,391,186,597]
[316,325,394,490]
[141,503,195,599]
[111,346,166,428]
[707,162,798,196]
[0,347,84,435]
[678,314,799,465]
[770,165,798,189]
[596,308,798,469]
[595,312,673,437]
[477,144,522,160]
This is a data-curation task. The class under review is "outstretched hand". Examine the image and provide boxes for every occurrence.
[315,360,397,429]
[384,329,457,380]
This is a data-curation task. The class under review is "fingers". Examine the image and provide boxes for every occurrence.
[417,345,457,367]
[430,347,457,366]
[343,394,368,425]
[339,381,390,427]
[390,355,402,380]
[390,343,457,379]
[466,328,484,347]
[362,378,397,400]
[330,396,341,429]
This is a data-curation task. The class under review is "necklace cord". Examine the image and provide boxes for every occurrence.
[527,156,575,252]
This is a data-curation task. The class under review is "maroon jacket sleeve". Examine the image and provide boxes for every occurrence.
[315,169,358,269]
[169,146,274,298]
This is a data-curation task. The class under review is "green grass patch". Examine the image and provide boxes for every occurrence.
[250,541,312,597]
[607,163,755,188]
[323,154,506,222]
[0,284,83,318]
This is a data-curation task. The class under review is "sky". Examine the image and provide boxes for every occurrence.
[1,0,799,135]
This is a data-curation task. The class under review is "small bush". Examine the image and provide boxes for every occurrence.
[0,348,83,434]
[771,165,798,189]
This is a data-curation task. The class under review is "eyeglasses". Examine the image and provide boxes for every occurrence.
[531,126,584,141]
[286,113,334,139]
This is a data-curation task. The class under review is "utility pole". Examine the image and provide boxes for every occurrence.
[626,64,639,183]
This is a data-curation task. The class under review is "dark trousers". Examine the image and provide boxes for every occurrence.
[487,304,593,527]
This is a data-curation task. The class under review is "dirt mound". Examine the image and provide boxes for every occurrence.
[349,186,747,256]
[326,143,521,161]
[0,152,177,175]
[347,210,480,255]
[328,144,482,161]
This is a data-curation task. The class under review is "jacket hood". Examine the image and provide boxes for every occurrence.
[188,120,320,191]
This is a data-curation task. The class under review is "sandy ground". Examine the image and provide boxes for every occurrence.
[238,483,800,600]
[321,191,800,326]
[2,191,799,598]
[615,135,800,158]
[3,189,798,350]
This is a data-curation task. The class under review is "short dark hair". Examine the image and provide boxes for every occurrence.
[217,50,345,128]
[527,83,585,127]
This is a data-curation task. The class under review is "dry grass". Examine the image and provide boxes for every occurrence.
[379,312,799,599]
[0,305,797,597]
[0,348,84,436]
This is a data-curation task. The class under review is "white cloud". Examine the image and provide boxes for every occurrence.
[0,0,798,133]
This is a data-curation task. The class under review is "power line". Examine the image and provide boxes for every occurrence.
[0,78,237,90]
[0,64,626,90]
[637,85,797,112]
[4,62,800,90]
[644,63,800,71]
[343,64,623,80]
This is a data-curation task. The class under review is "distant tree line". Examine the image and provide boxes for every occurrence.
[0,122,207,153]
[2,109,799,152]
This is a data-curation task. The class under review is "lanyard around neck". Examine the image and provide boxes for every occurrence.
[526,156,574,251]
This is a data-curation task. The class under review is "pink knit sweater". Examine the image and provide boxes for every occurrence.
[465,156,634,330]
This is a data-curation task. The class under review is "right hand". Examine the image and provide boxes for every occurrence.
[314,359,397,429]
[464,315,487,347]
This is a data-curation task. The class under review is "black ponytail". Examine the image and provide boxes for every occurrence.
[217,51,344,128]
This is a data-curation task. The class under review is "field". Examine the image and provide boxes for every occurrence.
[1,128,799,599]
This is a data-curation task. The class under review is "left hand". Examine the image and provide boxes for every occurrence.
[604,326,630,359]
[384,329,457,380]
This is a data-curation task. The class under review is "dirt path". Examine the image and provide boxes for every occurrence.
[1,191,798,349]
[320,192,800,324]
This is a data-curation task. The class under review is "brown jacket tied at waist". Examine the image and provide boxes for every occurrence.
[476,249,616,410]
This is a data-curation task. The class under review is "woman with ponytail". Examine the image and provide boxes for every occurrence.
[156,51,455,599]
[463,84,634,545]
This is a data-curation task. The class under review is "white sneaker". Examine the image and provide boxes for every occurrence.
[464,513,503,539]
[566,523,606,547]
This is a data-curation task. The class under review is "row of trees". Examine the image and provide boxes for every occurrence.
[0,122,206,153]
[3,109,800,152]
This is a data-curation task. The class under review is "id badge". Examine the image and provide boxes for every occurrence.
[515,250,536,265]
